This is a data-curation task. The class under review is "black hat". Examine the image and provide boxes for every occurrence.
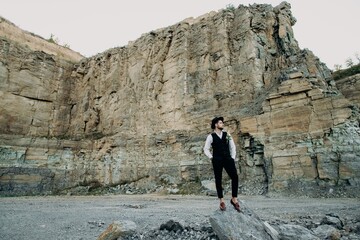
[211,117,224,129]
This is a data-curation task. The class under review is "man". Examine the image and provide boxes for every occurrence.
[203,117,240,212]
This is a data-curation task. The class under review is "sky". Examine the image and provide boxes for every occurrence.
[1,0,359,70]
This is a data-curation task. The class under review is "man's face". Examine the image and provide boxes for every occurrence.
[216,120,224,130]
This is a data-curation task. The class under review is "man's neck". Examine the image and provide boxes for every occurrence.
[214,129,222,135]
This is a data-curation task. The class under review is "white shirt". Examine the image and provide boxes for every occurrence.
[203,131,236,160]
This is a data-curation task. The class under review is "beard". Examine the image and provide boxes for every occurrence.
[218,127,224,130]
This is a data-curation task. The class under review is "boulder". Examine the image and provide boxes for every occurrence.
[209,201,279,240]
[321,215,343,229]
[277,224,319,240]
[97,220,136,240]
[313,225,341,240]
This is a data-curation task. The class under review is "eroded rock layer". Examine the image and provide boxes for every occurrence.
[0,2,359,196]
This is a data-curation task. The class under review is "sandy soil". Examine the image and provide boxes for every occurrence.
[1,194,359,240]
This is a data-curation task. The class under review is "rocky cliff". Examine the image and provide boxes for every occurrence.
[1,2,359,196]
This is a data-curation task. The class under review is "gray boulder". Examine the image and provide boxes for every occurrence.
[321,215,343,229]
[209,200,278,240]
[313,225,341,240]
[277,224,319,240]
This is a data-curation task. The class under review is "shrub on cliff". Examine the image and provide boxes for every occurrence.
[332,63,360,80]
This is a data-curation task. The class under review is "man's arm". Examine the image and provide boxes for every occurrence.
[229,134,236,160]
[203,134,213,159]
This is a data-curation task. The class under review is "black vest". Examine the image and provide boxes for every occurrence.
[211,132,231,160]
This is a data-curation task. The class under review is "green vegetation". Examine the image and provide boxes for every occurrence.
[47,33,70,49]
[332,63,360,80]
[225,3,235,11]
[47,33,59,44]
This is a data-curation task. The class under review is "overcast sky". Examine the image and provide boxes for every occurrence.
[1,0,359,69]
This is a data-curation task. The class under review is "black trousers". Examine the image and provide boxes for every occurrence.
[212,157,239,199]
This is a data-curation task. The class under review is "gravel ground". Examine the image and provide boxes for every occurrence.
[1,194,359,240]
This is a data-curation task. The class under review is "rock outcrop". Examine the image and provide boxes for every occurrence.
[209,201,278,240]
[335,73,360,108]
[0,17,83,62]
[0,2,359,196]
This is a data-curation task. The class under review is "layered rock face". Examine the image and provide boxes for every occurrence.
[335,73,360,108]
[1,2,359,196]
[0,17,84,194]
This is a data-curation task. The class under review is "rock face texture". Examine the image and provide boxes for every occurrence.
[0,2,359,196]
[0,17,83,62]
[335,73,360,108]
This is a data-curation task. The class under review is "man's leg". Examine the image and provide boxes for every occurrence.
[212,158,224,199]
[224,158,239,198]
[224,158,240,211]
